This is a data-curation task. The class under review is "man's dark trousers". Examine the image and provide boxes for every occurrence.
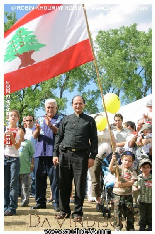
[34,156,59,206]
[59,149,89,217]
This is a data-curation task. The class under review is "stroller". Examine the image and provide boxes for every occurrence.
[99,152,121,218]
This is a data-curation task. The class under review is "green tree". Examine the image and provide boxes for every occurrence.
[4,12,17,32]
[95,24,152,104]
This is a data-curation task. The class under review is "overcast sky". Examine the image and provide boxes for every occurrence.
[4,3,152,34]
[86,4,152,38]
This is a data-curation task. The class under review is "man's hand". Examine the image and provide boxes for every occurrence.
[35,120,41,130]
[88,158,94,168]
[136,136,143,146]
[142,113,148,120]
[33,120,41,139]
[44,115,51,127]
[53,156,59,166]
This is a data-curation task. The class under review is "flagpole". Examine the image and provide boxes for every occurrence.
[82,4,119,180]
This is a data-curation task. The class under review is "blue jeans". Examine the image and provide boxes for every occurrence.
[30,167,35,196]
[34,157,59,206]
[4,156,20,214]
[19,173,30,205]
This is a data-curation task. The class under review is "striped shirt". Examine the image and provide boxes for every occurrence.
[134,173,152,203]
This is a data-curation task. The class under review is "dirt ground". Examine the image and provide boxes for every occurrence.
[4,183,140,232]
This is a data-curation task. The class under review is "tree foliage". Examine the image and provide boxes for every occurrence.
[95,23,152,104]
[4,12,152,123]
[4,12,17,32]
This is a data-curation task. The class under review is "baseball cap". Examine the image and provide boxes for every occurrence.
[139,158,152,168]
[146,99,152,106]
[121,151,135,160]
[141,124,152,132]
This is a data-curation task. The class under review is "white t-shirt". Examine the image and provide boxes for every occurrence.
[25,127,36,150]
[4,128,20,157]
[124,133,135,153]
[25,127,35,140]
[141,133,152,154]
[97,128,112,159]
[113,127,131,153]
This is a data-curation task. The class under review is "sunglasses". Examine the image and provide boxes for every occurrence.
[26,120,33,122]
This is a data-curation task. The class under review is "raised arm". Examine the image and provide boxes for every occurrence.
[9,128,24,150]
[109,154,117,172]
[33,120,41,139]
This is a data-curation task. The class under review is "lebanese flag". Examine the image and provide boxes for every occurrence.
[145,181,152,187]
[4,4,94,94]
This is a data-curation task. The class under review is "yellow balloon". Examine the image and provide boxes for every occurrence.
[95,116,107,131]
[104,93,120,113]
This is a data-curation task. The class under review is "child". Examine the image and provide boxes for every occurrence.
[133,158,152,231]
[4,110,24,216]
[136,124,152,160]
[142,99,152,124]
[18,126,35,207]
[109,151,137,231]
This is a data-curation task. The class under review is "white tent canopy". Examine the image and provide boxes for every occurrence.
[92,94,152,125]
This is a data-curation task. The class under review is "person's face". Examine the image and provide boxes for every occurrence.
[45,102,57,118]
[137,119,144,130]
[121,155,133,169]
[23,117,27,127]
[140,163,151,176]
[147,106,152,112]
[72,96,85,115]
[143,129,151,136]
[26,116,34,128]
[127,125,132,132]
[114,117,123,129]
[9,112,19,124]
[124,124,132,131]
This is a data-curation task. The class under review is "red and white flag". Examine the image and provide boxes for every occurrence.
[4,4,94,94]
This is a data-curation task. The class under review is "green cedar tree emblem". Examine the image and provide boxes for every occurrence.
[4,27,46,69]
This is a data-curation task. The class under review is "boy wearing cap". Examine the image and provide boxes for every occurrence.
[133,158,152,231]
[143,99,152,124]
[109,151,137,231]
[136,124,152,160]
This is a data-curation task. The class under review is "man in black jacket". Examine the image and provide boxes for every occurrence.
[53,95,98,221]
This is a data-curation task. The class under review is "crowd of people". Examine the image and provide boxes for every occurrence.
[4,96,152,231]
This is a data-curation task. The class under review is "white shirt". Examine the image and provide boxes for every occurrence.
[4,128,20,157]
[97,128,112,159]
